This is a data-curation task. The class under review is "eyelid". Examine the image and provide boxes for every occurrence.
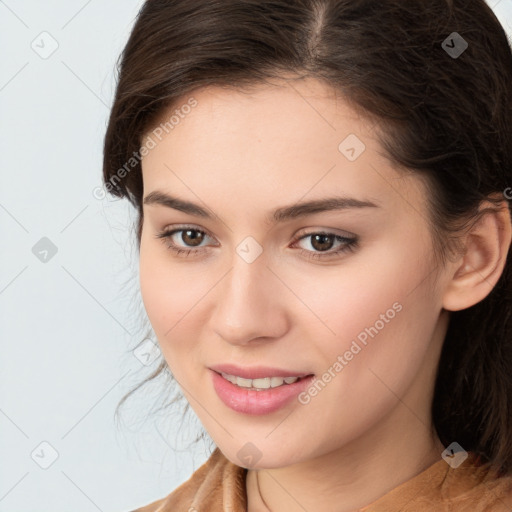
[293,226,357,240]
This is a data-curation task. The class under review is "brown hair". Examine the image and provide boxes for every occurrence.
[103,0,512,473]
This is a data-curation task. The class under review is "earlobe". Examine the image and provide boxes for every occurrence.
[442,198,512,312]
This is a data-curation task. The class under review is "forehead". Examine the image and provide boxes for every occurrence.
[146,77,369,147]
[140,78,427,219]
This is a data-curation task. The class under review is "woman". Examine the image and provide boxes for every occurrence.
[103,0,512,510]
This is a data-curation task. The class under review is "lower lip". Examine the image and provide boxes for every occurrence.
[210,370,315,415]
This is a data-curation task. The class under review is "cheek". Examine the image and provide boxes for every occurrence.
[284,255,440,441]
[139,240,191,340]
[139,259,194,380]
[291,243,438,382]
[138,240,218,373]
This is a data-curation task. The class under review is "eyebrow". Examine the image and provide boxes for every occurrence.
[143,190,380,224]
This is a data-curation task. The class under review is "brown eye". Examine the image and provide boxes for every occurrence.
[310,234,335,252]
[180,229,205,247]
[155,225,213,256]
[293,231,359,261]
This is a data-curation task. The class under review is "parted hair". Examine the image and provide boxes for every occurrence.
[103,0,512,473]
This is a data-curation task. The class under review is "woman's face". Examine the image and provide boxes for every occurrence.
[139,77,452,469]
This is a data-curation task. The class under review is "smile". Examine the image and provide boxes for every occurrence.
[220,372,301,390]
[211,369,316,415]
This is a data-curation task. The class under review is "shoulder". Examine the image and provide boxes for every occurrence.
[470,464,512,511]
[128,447,247,512]
[363,452,512,511]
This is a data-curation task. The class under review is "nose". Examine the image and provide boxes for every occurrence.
[209,250,289,346]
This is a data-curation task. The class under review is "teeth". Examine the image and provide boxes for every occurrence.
[220,372,301,390]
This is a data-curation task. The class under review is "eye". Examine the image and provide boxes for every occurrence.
[292,231,359,261]
[155,225,214,257]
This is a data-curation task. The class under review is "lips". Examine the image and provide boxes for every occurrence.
[209,363,313,380]
[210,369,316,414]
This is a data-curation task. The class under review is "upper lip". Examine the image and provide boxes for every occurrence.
[209,364,313,379]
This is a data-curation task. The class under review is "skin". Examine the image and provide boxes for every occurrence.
[138,77,511,512]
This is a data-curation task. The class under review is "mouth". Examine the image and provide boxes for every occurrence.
[215,371,314,391]
[210,369,316,415]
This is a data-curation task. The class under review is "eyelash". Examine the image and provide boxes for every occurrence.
[155,225,359,261]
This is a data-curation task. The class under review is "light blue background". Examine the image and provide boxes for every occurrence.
[1,1,511,511]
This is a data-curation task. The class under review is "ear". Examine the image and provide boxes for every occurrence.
[442,195,512,312]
